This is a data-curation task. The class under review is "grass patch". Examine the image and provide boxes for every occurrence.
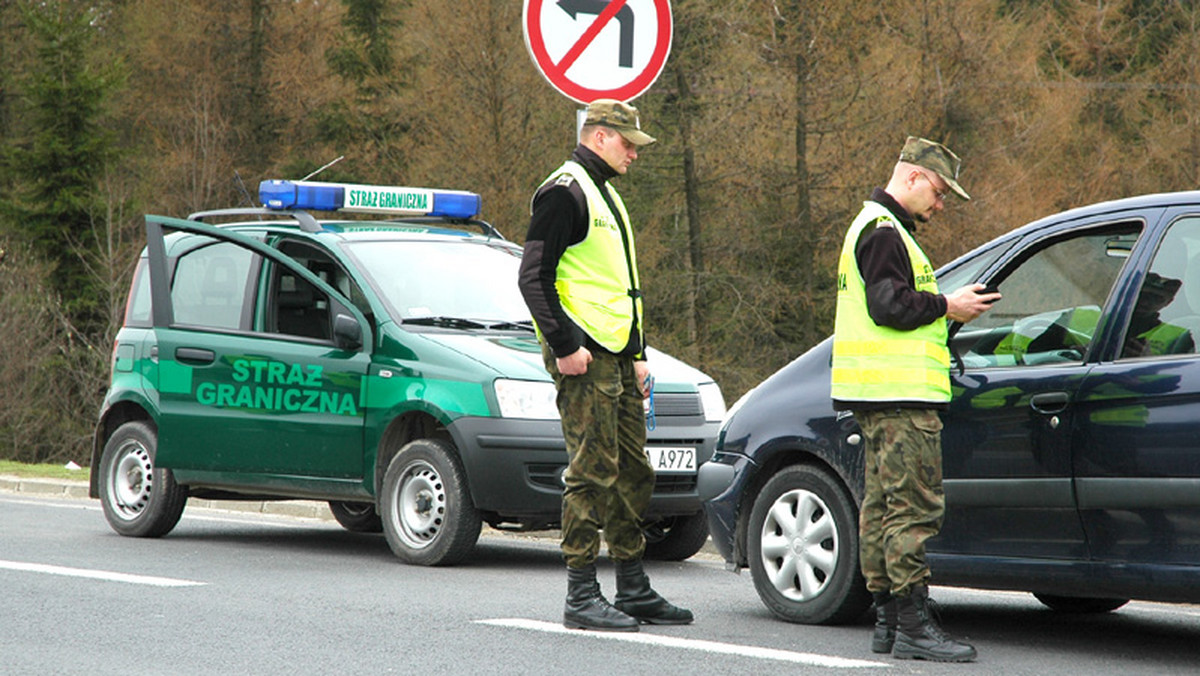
[0,460,89,480]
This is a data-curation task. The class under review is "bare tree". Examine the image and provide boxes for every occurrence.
[397,0,570,237]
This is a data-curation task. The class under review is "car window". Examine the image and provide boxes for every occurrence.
[171,240,256,330]
[936,239,1010,293]
[346,240,528,323]
[1119,216,1200,358]
[956,223,1141,368]
[266,261,333,341]
[125,258,152,327]
[260,239,372,342]
[276,239,370,311]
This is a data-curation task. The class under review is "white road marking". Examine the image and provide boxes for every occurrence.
[476,618,888,669]
[0,496,98,509]
[0,495,327,529]
[0,559,205,587]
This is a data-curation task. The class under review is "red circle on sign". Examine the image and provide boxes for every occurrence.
[524,0,672,103]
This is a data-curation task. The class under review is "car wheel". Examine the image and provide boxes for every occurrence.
[380,438,481,566]
[328,501,383,533]
[643,513,710,561]
[97,420,187,538]
[1033,593,1129,614]
[747,464,870,625]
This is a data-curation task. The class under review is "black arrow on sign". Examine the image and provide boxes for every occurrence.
[557,0,634,68]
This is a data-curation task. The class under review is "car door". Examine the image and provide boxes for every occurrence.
[145,215,372,481]
[1074,212,1200,566]
[935,218,1146,560]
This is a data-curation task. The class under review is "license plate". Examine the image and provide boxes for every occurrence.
[645,446,697,474]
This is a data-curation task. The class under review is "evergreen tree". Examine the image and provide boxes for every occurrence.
[1,0,123,334]
[316,0,411,181]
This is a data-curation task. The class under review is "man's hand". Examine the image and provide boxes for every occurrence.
[944,283,1001,323]
[634,361,652,399]
[556,347,593,376]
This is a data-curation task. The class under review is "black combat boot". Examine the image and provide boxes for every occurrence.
[564,564,639,632]
[612,558,694,625]
[893,584,977,662]
[871,591,897,654]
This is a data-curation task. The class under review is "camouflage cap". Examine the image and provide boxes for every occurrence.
[584,99,656,146]
[899,136,969,201]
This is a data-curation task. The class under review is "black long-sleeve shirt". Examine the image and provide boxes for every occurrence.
[857,188,948,330]
[518,145,645,360]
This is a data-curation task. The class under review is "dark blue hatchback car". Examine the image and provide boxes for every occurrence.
[700,191,1200,624]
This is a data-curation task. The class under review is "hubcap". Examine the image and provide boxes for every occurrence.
[394,462,445,549]
[109,441,154,520]
[759,488,838,601]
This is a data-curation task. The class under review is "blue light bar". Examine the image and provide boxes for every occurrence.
[259,180,481,219]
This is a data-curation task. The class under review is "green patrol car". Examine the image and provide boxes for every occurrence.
[90,180,725,566]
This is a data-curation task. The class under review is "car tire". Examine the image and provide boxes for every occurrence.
[329,501,383,533]
[1033,593,1129,614]
[379,438,481,566]
[97,420,187,538]
[643,512,710,561]
[747,464,870,625]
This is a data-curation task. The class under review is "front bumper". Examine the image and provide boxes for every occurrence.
[449,415,720,524]
[698,452,757,566]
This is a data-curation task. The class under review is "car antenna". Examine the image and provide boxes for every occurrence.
[232,171,261,219]
[301,155,345,181]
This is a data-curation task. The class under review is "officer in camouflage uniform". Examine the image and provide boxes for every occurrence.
[832,137,999,662]
[518,99,692,632]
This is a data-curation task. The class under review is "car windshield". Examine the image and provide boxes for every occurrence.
[345,239,531,326]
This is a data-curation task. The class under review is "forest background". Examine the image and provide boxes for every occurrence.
[2,0,1199,465]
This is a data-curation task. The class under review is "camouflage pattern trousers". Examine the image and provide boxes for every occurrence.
[543,345,654,569]
[855,408,946,597]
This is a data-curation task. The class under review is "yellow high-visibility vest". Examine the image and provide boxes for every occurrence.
[536,160,643,353]
[831,201,950,404]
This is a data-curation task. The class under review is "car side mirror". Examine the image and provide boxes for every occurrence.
[333,313,363,351]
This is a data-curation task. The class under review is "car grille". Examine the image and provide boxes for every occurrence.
[529,463,564,490]
[651,473,697,494]
[651,392,703,417]
[524,392,705,495]
[528,463,697,494]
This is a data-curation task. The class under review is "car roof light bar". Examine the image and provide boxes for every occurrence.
[259,179,481,219]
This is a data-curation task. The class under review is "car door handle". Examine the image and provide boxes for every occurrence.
[176,347,215,365]
[1030,391,1069,414]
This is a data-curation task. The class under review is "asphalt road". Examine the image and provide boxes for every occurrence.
[4,482,1200,675]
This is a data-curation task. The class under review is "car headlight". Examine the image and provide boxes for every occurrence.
[698,382,726,423]
[494,379,559,420]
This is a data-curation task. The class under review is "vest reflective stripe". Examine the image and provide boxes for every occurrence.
[832,201,950,404]
[539,160,643,353]
[830,365,951,389]
[833,339,950,362]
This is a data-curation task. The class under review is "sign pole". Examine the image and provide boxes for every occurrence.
[576,108,588,143]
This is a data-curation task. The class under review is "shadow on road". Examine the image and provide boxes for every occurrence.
[931,595,1200,672]
[150,515,570,570]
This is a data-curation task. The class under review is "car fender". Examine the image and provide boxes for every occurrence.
[714,339,867,564]
[90,393,159,498]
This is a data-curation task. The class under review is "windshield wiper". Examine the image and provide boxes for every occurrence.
[402,316,488,330]
[486,320,536,332]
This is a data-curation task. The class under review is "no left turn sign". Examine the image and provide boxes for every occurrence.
[523,0,672,103]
